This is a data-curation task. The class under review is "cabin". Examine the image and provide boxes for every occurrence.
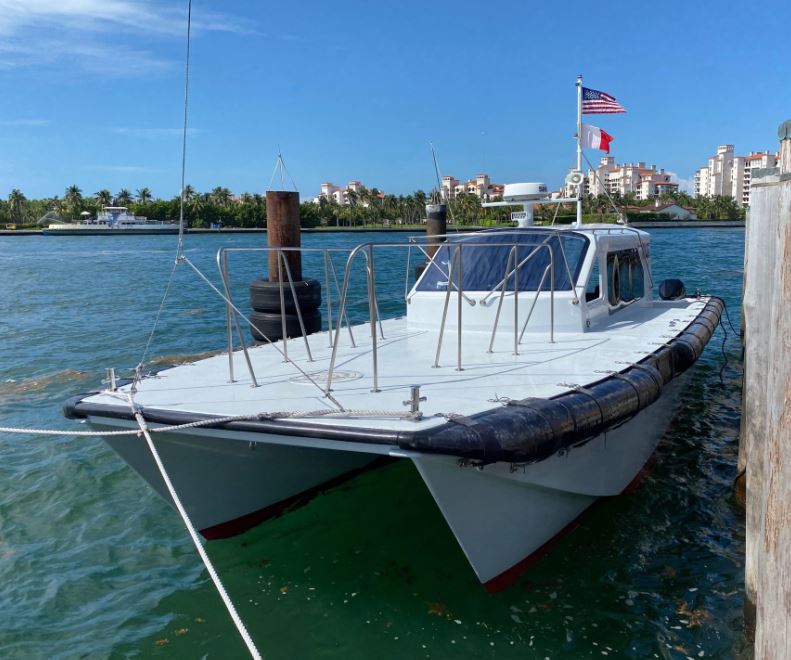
[407,226,652,335]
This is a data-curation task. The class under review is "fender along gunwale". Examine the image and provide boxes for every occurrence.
[396,296,725,463]
[63,297,725,464]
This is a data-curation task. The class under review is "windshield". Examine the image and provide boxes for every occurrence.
[416,229,588,293]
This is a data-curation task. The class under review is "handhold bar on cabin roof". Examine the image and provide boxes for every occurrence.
[408,241,477,306]
[476,235,578,305]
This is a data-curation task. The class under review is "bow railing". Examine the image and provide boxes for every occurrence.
[215,229,587,398]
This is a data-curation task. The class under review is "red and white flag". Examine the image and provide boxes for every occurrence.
[580,123,613,153]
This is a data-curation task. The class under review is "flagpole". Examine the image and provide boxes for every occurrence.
[576,74,583,227]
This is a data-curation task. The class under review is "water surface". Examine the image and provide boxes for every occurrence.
[0,229,746,659]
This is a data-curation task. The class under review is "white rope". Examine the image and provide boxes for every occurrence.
[0,426,140,436]
[125,392,263,660]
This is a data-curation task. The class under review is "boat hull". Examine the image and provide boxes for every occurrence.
[411,373,686,590]
[96,426,379,536]
[87,372,685,587]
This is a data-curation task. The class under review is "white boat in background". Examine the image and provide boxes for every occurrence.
[43,207,179,235]
[65,215,724,590]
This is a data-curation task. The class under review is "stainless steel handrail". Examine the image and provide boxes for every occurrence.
[367,245,379,392]
[278,250,315,362]
[216,249,258,386]
[407,241,477,306]
[519,264,551,343]
[218,236,575,394]
[456,245,463,371]
[433,245,459,369]
[325,243,372,393]
[479,236,555,305]
[487,246,516,354]
[218,245,359,386]
[485,244,556,353]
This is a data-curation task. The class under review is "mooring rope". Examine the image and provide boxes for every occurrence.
[124,392,262,660]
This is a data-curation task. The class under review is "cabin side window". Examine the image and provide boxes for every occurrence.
[585,256,601,302]
[606,249,644,308]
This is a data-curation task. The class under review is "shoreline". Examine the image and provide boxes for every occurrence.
[0,220,745,236]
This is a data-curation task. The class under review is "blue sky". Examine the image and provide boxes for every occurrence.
[1,0,789,200]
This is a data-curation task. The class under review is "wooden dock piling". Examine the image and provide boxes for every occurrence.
[266,191,302,281]
[425,203,448,258]
[741,120,791,657]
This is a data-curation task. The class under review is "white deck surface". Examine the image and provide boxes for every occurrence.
[84,298,708,432]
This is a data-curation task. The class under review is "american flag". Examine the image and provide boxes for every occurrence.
[582,87,626,114]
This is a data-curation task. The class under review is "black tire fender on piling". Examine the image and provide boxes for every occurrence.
[658,278,686,300]
[249,308,322,342]
[249,278,322,313]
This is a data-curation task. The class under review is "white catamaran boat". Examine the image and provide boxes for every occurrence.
[64,210,723,590]
[43,207,179,235]
[62,76,723,591]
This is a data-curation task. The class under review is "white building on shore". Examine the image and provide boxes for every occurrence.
[693,145,777,207]
[565,157,678,200]
[441,173,504,200]
[313,180,383,206]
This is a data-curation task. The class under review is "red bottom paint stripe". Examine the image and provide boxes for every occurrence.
[620,454,658,494]
[200,456,393,540]
[483,502,598,593]
[484,451,660,592]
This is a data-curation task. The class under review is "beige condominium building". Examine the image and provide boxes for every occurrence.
[693,145,777,207]
[315,180,383,206]
[441,173,505,200]
[565,157,678,200]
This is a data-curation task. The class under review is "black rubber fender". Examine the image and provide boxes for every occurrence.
[249,308,321,342]
[659,278,686,300]
[249,278,321,313]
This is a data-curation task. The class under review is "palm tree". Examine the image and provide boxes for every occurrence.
[8,189,27,223]
[621,191,638,207]
[94,189,113,208]
[136,187,152,204]
[115,189,133,206]
[453,192,482,225]
[180,184,196,202]
[694,195,713,219]
[64,185,83,219]
[210,186,232,207]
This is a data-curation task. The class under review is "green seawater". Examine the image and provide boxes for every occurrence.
[0,229,746,659]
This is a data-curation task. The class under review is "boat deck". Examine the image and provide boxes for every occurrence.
[82,297,709,433]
